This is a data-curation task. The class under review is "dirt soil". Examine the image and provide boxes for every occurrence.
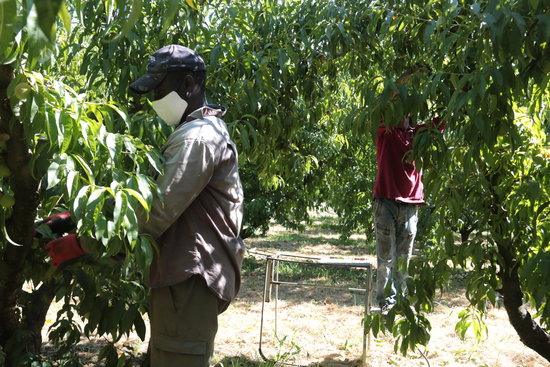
[42,221,549,367]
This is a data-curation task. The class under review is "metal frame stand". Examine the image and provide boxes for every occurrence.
[258,252,373,367]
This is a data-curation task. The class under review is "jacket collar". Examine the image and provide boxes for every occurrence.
[186,104,226,122]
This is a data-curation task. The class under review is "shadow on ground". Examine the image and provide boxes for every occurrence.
[215,355,364,367]
[42,337,149,366]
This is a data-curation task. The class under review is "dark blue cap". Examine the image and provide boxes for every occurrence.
[130,45,206,94]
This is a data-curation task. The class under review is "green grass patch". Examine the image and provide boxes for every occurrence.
[274,261,369,286]
[267,232,367,249]
[243,257,369,286]
[241,256,266,275]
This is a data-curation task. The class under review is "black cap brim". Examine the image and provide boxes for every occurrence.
[129,72,167,94]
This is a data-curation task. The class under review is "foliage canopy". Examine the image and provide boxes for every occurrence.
[0,0,548,365]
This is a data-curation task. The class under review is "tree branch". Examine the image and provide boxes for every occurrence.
[0,64,41,353]
[497,239,550,361]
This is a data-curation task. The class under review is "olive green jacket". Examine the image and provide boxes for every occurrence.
[140,105,245,302]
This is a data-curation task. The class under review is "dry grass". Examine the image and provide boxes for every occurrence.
[42,215,549,367]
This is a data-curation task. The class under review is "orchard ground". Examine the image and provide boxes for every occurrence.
[42,213,548,367]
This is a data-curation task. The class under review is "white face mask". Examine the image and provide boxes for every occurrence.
[151,91,188,126]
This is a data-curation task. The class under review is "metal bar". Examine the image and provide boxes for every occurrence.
[265,258,274,303]
[262,250,370,263]
[268,256,371,268]
[270,280,367,293]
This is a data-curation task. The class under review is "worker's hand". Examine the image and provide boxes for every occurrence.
[44,233,86,269]
[43,211,75,235]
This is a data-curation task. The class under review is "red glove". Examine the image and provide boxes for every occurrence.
[44,234,86,269]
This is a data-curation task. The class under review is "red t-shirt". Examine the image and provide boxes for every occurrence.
[373,125,425,204]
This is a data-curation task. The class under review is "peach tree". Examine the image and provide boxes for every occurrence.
[0,1,165,365]
[0,0,549,365]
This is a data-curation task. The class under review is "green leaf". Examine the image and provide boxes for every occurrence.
[44,110,59,151]
[34,0,63,41]
[98,342,117,362]
[372,314,380,336]
[0,0,17,53]
[529,0,539,10]
[238,123,250,152]
[46,161,62,189]
[86,187,106,217]
[74,268,95,295]
[185,0,199,11]
[105,235,124,257]
[509,11,526,33]
[162,0,180,31]
[0,211,21,246]
[73,185,90,220]
[66,170,80,198]
[58,1,71,32]
[105,0,143,43]
[120,304,138,335]
[59,111,74,153]
[133,312,146,341]
[105,300,125,335]
[135,174,153,206]
[123,188,149,212]
[95,211,109,243]
[86,297,106,336]
[123,205,139,244]
[116,353,129,367]
[145,150,163,175]
[106,102,130,126]
[113,190,128,230]
[105,132,119,161]
[135,236,154,275]
[423,20,435,43]
[26,12,48,62]
[536,14,550,41]
[71,154,95,184]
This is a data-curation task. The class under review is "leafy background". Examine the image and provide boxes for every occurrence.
[0,0,548,365]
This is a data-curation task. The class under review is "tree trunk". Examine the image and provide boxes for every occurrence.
[459,224,475,244]
[0,64,42,360]
[22,281,58,351]
[497,240,550,362]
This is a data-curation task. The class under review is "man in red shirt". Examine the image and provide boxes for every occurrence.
[373,115,443,313]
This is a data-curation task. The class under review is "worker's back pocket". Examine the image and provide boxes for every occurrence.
[151,333,208,367]
[152,333,207,355]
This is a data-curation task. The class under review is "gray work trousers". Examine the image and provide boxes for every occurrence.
[150,275,230,367]
[373,198,418,305]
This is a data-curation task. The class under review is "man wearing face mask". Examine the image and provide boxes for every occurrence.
[129,45,245,367]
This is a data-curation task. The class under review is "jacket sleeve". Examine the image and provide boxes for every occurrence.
[138,134,216,238]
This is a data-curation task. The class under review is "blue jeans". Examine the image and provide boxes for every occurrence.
[373,198,418,305]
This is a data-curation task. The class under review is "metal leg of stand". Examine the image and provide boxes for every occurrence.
[362,264,373,367]
[265,258,274,302]
[258,255,373,366]
[274,257,280,338]
[259,257,275,362]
